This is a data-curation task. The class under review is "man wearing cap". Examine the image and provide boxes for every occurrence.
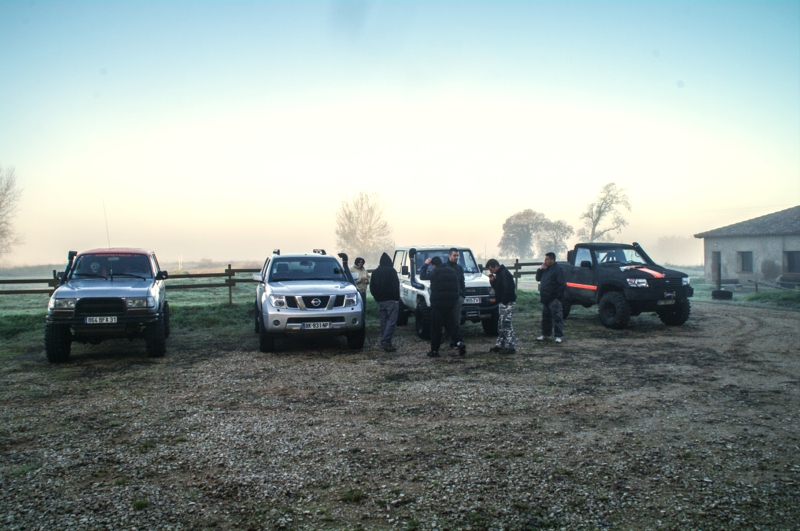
[350,257,370,308]
[420,256,466,357]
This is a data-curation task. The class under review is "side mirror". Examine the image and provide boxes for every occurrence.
[401,265,409,276]
[478,264,484,272]
[56,271,64,280]
[252,273,263,282]
[156,271,169,280]
[580,261,592,269]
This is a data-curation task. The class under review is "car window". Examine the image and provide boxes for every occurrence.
[269,257,347,282]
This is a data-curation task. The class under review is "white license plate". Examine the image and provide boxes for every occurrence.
[85,316,118,324]
[303,322,331,330]
[657,300,676,306]
[464,297,481,304]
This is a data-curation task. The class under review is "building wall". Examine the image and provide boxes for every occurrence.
[701,235,800,283]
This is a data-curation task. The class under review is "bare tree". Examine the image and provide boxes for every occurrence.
[498,209,547,260]
[335,191,394,264]
[536,219,574,257]
[576,183,631,242]
[0,166,23,257]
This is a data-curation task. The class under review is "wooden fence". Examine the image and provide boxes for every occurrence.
[0,260,546,302]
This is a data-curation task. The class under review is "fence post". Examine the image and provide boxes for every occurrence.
[514,258,520,289]
[227,264,233,305]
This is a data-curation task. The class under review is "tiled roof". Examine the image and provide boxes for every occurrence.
[694,206,800,238]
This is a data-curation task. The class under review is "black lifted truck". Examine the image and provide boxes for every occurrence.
[561,242,693,329]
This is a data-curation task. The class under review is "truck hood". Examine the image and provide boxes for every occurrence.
[54,278,156,299]
[268,281,357,295]
[617,264,688,279]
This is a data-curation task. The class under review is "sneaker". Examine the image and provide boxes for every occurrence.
[554,337,562,344]
[536,335,549,341]
[458,342,466,356]
[381,344,397,352]
[499,347,516,355]
[489,346,502,353]
[426,350,440,357]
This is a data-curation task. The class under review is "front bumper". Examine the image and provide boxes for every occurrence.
[623,287,693,302]
[263,306,363,334]
[46,312,164,339]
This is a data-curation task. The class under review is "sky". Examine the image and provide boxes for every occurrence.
[1,0,798,267]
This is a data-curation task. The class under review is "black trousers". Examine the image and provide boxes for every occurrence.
[430,304,462,352]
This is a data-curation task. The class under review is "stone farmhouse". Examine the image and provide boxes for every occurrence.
[694,206,800,286]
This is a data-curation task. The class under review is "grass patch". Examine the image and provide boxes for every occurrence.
[340,488,365,503]
[746,290,800,309]
[0,312,45,340]
[8,462,41,476]
[131,499,150,510]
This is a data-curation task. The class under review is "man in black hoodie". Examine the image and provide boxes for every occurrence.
[369,252,401,352]
[444,248,466,349]
[486,258,517,354]
[535,252,566,343]
[420,256,466,357]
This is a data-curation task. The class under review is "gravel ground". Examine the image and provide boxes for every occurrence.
[2,300,799,530]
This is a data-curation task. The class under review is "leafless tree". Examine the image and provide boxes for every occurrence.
[498,209,547,260]
[536,219,574,258]
[335,191,394,264]
[576,183,631,242]
[0,166,23,257]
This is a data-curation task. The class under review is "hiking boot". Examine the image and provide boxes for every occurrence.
[426,350,440,357]
[458,343,466,356]
[489,346,502,353]
[499,347,516,355]
[536,335,549,341]
[381,344,397,352]
[554,337,563,344]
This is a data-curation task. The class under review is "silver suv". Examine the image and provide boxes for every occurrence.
[45,248,169,362]
[252,250,365,352]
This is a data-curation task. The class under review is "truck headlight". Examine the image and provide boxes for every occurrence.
[126,297,156,308]
[626,278,649,288]
[344,293,358,307]
[269,295,287,308]
[49,297,77,310]
[682,277,691,286]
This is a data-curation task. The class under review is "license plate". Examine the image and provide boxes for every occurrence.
[657,300,676,306]
[464,297,481,304]
[85,316,118,324]
[303,322,331,330]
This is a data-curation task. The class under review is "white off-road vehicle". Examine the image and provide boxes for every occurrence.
[252,250,365,352]
[392,246,499,339]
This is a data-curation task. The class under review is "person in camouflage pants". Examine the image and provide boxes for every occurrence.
[486,259,517,354]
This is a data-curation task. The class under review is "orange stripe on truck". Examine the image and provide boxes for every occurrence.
[636,268,665,278]
[567,282,597,291]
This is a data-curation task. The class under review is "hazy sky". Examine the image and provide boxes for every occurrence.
[1,0,798,266]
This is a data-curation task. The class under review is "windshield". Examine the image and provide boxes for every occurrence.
[70,253,153,279]
[415,249,480,274]
[593,248,652,266]
[268,257,347,282]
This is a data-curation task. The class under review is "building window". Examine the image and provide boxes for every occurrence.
[786,251,800,274]
[738,251,753,273]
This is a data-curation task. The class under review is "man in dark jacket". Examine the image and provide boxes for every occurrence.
[444,248,466,349]
[420,256,466,357]
[369,252,401,352]
[486,258,517,354]
[535,252,566,343]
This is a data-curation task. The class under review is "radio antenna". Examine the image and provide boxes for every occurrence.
[103,199,111,248]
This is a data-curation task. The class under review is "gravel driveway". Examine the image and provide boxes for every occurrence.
[2,300,799,530]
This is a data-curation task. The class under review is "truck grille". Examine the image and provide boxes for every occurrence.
[301,295,330,308]
[649,278,684,290]
[285,295,346,309]
[466,287,491,295]
[75,298,126,316]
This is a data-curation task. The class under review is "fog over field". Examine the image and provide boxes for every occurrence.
[1,1,797,268]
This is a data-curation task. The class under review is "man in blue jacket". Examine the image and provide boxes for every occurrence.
[420,256,466,357]
[369,252,400,352]
[535,252,566,344]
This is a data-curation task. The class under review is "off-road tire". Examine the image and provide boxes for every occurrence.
[562,302,571,319]
[346,326,366,349]
[598,291,631,329]
[415,302,431,340]
[145,320,167,358]
[258,321,275,353]
[45,323,72,363]
[657,299,691,326]
[163,302,171,339]
[396,304,409,326]
[482,310,499,336]
[712,289,733,300]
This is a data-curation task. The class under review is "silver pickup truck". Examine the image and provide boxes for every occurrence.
[45,248,169,362]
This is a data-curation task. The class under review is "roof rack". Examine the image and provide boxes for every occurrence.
[272,249,280,256]
[312,249,326,255]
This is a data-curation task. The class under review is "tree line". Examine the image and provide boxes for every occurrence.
[334,183,631,265]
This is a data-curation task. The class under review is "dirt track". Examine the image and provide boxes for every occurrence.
[1,300,799,530]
